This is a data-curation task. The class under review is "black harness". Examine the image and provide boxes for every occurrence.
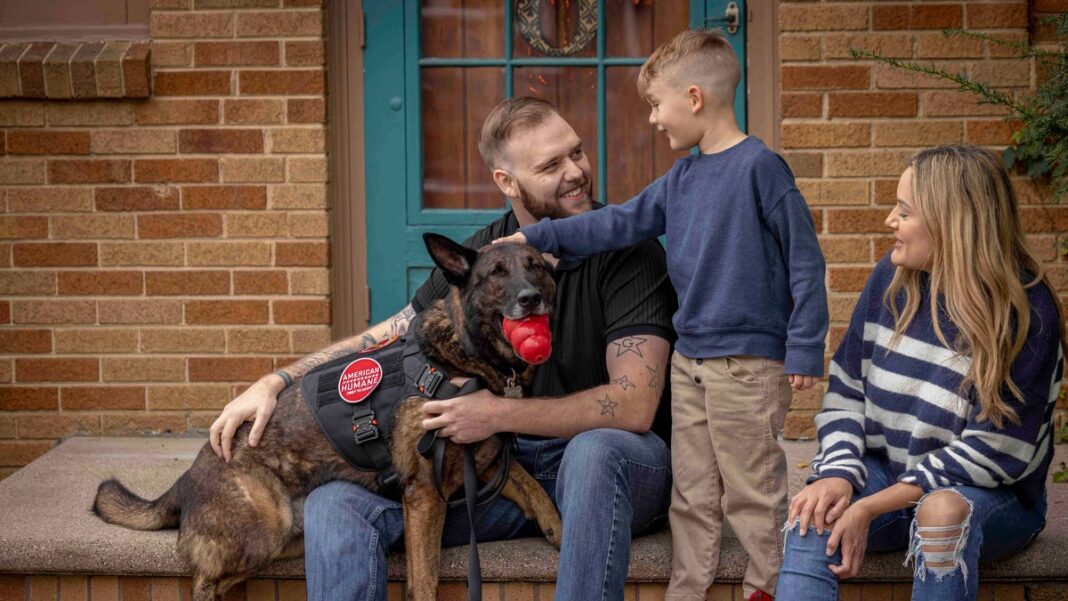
[301,333,514,601]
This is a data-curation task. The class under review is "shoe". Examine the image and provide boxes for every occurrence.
[746,591,773,601]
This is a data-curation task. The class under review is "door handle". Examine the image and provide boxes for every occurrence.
[706,2,740,35]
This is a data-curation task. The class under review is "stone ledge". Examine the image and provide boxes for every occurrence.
[0,41,150,99]
[0,437,1065,583]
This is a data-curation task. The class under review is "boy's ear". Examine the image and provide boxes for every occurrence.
[423,233,478,286]
[492,168,518,199]
[687,85,705,113]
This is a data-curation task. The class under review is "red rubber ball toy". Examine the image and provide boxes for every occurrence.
[502,314,552,364]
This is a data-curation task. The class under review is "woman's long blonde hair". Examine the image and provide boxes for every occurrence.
[885,145,1067,428]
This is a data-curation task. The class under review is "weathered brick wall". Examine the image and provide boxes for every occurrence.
[779,0,1068,439]
[0,0,330,477]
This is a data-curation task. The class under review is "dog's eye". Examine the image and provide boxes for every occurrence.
[491,264,508,276]
[527,258,544,271]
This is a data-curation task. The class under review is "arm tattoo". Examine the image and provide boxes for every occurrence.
[612,375,636,391]
[597,395,618,417]
[610,336,647,358]
[646,365,664,391]
[360,333,378,349]
[389,305,417,337]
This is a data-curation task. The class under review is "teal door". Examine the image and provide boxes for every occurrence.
[364,0,746,322]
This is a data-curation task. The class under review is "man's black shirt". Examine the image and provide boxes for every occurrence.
[411,210,677,442]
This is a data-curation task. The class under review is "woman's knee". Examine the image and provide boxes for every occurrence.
[910,489,973,575]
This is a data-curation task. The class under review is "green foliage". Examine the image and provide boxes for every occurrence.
[850,13,1068,201]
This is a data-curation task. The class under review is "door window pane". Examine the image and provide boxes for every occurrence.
[605,0,690,58]
[421,0,505,58]
[512,66,599,182]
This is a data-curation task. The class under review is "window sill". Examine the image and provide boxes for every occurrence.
[0,40,150,100]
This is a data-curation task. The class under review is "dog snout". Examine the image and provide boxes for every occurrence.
[517,289,541,309]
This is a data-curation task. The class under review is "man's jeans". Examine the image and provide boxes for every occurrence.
[304,428,672,601]
[778,454,1046,601]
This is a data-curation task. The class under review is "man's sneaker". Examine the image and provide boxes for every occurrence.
[746,591,774,601]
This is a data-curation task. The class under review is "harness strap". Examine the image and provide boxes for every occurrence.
[464,445,481,601]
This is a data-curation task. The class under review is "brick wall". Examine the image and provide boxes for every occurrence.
[779,0,1068,439]
[0,0,330,477]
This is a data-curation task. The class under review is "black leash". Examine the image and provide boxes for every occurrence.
[463,445,481,601]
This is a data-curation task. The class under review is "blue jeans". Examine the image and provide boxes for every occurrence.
[778,454,1046,601]
[304,429,672,601]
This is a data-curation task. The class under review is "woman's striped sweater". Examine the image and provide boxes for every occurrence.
[810,254,1064,508]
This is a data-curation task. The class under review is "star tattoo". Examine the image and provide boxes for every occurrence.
[646,365,664,390]
[613,375,636,391]
[598,395,618,417]
[611,336,647,358]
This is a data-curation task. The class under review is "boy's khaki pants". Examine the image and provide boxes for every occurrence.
[665,353,792,601]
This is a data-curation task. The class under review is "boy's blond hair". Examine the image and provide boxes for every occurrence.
[637,29,740,107]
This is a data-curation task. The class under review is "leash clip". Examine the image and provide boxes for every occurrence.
[351,412,380,443]
[416,365,445,397]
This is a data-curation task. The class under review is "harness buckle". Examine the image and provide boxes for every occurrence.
[351,413,380,444]
[416,365,445,397]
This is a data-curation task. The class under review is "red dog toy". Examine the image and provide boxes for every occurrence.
[502,314,552,364]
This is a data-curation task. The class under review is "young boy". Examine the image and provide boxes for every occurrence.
[496,30,828,601]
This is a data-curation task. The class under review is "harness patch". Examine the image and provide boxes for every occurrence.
[359,336,399,354]
[338,358,383,403]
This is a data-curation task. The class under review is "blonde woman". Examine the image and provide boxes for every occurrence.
[778,145,1066,600]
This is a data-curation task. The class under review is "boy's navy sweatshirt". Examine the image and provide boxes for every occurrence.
[522,136,828,376]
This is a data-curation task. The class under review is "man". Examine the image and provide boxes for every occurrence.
[209,97,677,601]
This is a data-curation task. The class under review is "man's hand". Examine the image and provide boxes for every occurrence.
[827,502,874,579]
[209,374,284,462]
[421,389,504,444]
[492,232,528,246]
[788,477,853,536]
[788,374,817,390]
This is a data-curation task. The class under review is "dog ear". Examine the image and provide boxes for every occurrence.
[423,233,478,286]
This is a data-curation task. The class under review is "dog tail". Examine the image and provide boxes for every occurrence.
[92,477,181,530]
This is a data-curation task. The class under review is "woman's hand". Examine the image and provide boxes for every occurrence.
[209,374,284,462]
[826,502,875,579]
[492,232,528,246]
[788,477,853,536]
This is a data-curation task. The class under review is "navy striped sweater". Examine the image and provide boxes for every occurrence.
[810,254,1064,508]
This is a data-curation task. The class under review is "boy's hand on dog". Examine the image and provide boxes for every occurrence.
[492,232,527,246]
[209,375,283,462]
[421,389,503,444]
[788,374,817,391]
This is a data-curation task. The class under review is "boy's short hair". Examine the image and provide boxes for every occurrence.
[637,29,740,106]
[478,96,559,169]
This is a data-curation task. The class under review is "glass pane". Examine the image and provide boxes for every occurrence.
[512,66,599,188]
[421,0,505,58]
[422,67,507,209]
[512,0,597,58]
[606,0,690,58]
[605,66,687,204]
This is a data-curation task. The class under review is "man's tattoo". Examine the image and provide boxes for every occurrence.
[360,333,378,349]
[611,336,647,358]
[613,375,636,391]
[646,365,664,390]
[597,395,618,417]
[389,305,417,337]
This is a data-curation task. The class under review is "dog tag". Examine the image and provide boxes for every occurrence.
[503,374,523,399]
[338,358,383,404]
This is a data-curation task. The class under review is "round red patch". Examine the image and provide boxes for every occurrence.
[338,358,383,404]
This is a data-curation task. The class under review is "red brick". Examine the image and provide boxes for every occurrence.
[95,186,180,211]
[18,43,51,98]
[151,12,233,38]
[16,358,98,382]
[1020,207,1068,233]
[237,11,323,37]
[146,270,230,295]
[195,41,280,66]
[233,270,288,294]
[138,213,224,238]
[17,414,101,438]
[0,441,54,467]
[823,33,913,60]
[829,92,917,118]
[13,243,96,267]
[223,99,285,124]
[779,4,868,32]
[240,70,324,95]
[0,302,8,324]
[873,4,963,30]
[965,120,1017,146]
[276,241,329,266]
[0,329,52,353]
[924,92,1012,117]
[7,131,90,155]
[782,123,870,149]
[783,152,823,178]
[874,179,900,205]
[829,266,873,293]
[195,0,279,7]
[0,216,48,239]
[915,32,983,59]
[273,299,330,324]
[827,209,893,234]
[123,42,152,98]
[153,71,232,96]
[49,159,131,183]
[0,387,57,410]
[57,271,143,295]
[189,357,274,381]
[185,300,269,324]
[285,40,325,65]
[179,129,264,153]
[287,98,325,123]
[182,185,267,209]
[102,414,188,435]
[781,93,821,118]
[781,66,869,90]
[11,300,96,325]
[967,3,1028,29]
[135,99,219,125]
[99,300,182,324]
[135,159,218,183]
[53,328,138,354]
[873,121,963,147]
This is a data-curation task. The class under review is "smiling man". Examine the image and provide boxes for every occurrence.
[208,97,678,601]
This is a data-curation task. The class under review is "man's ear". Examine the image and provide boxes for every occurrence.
[688,84,705,113]
[423,233,478,286]
[492,168,518,199]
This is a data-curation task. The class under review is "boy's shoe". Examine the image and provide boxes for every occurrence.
[746,591,773,601]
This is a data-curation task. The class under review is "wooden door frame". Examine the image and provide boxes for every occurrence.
[325,0,780,338]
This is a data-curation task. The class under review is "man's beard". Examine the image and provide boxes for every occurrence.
[515,179,596,221]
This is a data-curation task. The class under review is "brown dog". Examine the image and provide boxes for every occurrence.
[93,234,563,601]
